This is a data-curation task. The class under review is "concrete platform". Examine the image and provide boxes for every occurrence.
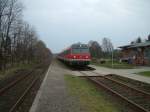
[90,65,150,84]
[29,60,82,112]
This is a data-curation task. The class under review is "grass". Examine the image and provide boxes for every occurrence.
[92,61,135,69]
[137,71,150,77]
[64,74,123,112]
[0,63,34,78]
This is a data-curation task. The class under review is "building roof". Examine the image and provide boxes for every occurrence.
[119,41,150,49]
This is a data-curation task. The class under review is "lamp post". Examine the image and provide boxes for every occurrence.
[111,48,114,68]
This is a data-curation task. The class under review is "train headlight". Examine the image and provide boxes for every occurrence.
[73,56,76,59]
[86,56,88,59]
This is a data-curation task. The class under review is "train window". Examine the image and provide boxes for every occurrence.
[66,49,71,54]
[72,48,89,54]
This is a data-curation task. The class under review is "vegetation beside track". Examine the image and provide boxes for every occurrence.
[64,75,122,112]
[0,63,35,78]
[92,60,135,69]
[0,0,52,72]
[137,71,150,77]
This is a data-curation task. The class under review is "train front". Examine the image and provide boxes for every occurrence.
[69,44,91,66]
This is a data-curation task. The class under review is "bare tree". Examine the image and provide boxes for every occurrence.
[102,37,113,53]
[101,38,113,58]
[0,0,52,71]
[88,41,102,58]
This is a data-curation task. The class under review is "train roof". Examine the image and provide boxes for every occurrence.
[59,43,89,55]
[71,43,88,48]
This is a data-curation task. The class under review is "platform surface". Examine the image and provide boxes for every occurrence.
[29,60,82,112]
[91,65,150,84]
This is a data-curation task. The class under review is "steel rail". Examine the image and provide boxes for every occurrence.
[79,71,150,112]
[92,71,150,97]
[9,76,38,112]
[104,76,150,96]
[9,66,50,112]
[0,70,34,95]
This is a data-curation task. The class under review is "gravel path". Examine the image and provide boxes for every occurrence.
[29,60,82,112]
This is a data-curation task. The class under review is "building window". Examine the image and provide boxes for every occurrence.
[144,48,150,60]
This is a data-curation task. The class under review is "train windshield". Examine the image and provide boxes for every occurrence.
[72,48,89,54]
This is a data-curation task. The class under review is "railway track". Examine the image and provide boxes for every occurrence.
[0,70,34,95]
[0,67,45,112]
[79,71,150,112]
[92,72,150,97]
[9,76,38,112]
[105,74,150,93]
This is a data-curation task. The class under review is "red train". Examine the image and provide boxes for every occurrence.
[57,43,91,66]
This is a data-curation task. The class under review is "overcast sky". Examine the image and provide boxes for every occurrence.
[22,0,150,53]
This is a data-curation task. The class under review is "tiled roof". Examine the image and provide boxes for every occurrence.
[119,41,150,49]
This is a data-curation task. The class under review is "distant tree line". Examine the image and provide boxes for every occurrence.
[0,0,52,70]
[89,34,150,61]
[88,41,102,58]
[88,34,150,60]
[131,34,150,44]
[88,38,120,60]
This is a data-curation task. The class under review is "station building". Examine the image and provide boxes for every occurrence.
[119,41,150,66]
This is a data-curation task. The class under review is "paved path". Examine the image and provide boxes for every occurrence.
[91,65,150,84]
[30,60,81,112]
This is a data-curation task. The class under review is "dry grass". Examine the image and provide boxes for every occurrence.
[64,75,123,112]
